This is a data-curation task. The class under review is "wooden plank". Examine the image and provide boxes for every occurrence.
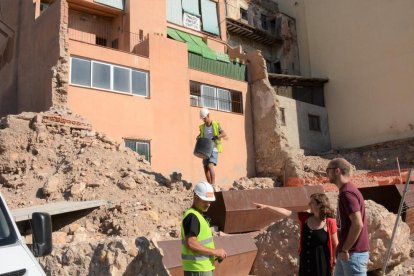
[11,200,110,222]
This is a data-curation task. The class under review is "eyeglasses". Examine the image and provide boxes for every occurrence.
[326,167,337,173]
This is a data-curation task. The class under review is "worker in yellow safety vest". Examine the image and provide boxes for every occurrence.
[181,181,227,276]
[198,108,227,189]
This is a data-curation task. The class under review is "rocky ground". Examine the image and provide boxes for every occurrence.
[1,110,413,275]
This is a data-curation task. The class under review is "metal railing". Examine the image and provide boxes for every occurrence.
[68,11,148,57]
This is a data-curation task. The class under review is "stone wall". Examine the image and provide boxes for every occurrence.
[247,50,302,179]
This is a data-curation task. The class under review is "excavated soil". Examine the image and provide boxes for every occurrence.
[1,110,413,275]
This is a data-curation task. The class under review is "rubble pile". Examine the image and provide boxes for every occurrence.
[231,177,279,190]
[41,237,169,276]
[0,111,192,274]
[251,198,412,275]
[1,111,413,275]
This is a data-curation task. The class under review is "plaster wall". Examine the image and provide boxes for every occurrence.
[18,0,62,112]
[277,94,330,152]
[0,0,19,116]
[302,0,414,148]
[0,0,64,115]
[68,34,252,188]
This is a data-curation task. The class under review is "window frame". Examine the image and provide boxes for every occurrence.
[308,114,321,132]
[124,139,151,163]
[240,8,248,21]
[70,56,149,98]
[190,81,243,114]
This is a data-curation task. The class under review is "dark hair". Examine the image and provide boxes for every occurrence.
[329,158,352,177]
[310,193,335,219]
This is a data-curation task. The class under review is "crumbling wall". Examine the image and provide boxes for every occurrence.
[18,0,69,112]
[247,50,302,180]
[0,0,69,116]
[0,0,19,116]
[226,0,300,75]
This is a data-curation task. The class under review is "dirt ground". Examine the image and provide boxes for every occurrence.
[1,111,414,275]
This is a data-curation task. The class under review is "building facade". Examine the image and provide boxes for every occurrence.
[1,0,256,188]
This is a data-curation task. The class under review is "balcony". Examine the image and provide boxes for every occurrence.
[68,10,148,57]
[226,18,282,46]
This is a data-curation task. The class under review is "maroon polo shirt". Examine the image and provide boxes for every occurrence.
[336,182,369,252]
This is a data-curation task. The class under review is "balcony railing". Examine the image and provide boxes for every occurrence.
[68,11,148,57]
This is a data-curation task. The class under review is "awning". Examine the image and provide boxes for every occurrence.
[167,28,229,62]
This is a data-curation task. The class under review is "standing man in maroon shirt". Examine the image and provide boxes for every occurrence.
[327,158,369,276]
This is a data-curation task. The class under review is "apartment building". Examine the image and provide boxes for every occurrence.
[0,0,255,187]
[224,0,331,154]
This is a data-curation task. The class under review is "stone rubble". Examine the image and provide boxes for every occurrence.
[1,111,413,275]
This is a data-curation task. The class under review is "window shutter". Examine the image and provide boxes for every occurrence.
[182,0,200,16]
[217,88,231,112]
[200,0,220,35]
[167,0,183,25]
[95,0,124,10]
[200,85,217,109]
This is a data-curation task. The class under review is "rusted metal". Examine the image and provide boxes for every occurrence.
[158,234,257,276]
[359,184,414,234]
[206,186,324,233]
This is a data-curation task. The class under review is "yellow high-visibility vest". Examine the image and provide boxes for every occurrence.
[199,121,223,153]
[181,208,215,272]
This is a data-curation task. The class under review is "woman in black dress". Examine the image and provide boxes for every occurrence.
[255,193,338,276]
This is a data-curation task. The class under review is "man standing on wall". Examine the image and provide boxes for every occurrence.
[198,108,227,188]
[327,158,370,276]
[181,181,227,275]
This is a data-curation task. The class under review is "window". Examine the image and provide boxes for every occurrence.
[70,58,91,86]
[308,114,321,131]
[270,19,276,34]
[190,81,243,114]
[293,86,325,107]
[70,57,149,97]
[96,37,107,47]
[167,0,220,36]
[240,8,248,21]
[132,70,148,96]
[125,139,151,163]
[261,14,268,30]
[113,66,130,93]
[92,61,111,90]
[279,108,286,126]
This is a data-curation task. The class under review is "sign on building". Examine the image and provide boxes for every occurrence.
[183,13,201,31]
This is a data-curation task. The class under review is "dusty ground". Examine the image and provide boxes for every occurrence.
[1,110,413,275]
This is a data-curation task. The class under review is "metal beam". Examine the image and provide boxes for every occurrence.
[11,200,110,222]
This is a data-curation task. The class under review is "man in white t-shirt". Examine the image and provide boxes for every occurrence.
[198,108,227,188]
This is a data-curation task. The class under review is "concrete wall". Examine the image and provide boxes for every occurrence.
[298,0,414,148]
[277,94,330,153]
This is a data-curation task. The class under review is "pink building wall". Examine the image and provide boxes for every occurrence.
[68,32,254,187]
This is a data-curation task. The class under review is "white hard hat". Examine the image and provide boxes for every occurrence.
[194,181,216,201]
[200,108,209,119]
